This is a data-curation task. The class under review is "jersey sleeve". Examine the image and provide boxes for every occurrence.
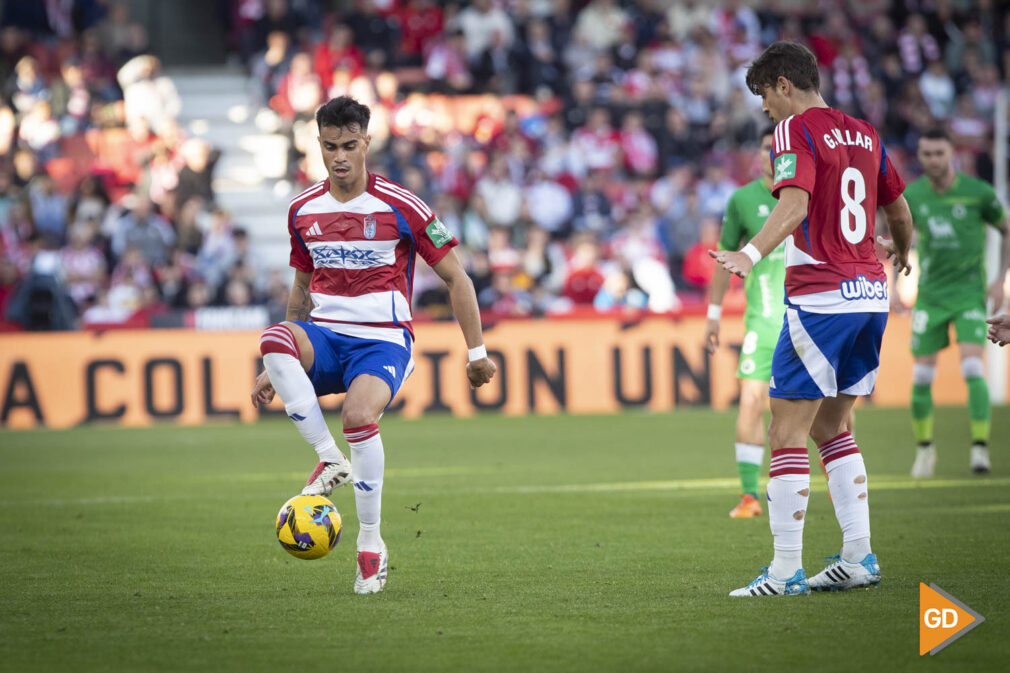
[979,182,1006,226]
[718,192,744,251]
[876,145,905,207]
[411,207,458,267]
[770,117,815,199]
[288,205,313,273]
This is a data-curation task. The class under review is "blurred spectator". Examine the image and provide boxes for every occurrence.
[61,223,107,308]
[919,59,955,119]
[28,174,68,243]
[898,13,940,75]
[424,28,472,93]
[110,196,175,267]
[275,52,323,120]
[174,139,220,207]
[458,0,515,63]
[118,55,181,135]
[474,155,522,229]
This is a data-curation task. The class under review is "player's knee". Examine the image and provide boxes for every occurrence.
[960,356,984,380]
[809,418,843,446]
[739,389,766,418]
[260,323,301,359]
[342,405,379,429]
[913,363,936,386]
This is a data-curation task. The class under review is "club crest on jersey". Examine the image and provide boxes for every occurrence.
[840,275,887,301]
[774,154,796,183]
[363,214,377,239]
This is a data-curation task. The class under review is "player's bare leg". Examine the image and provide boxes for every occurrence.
[342,374,392,594]
[257,322,351,495]
[730,379,768,518]
[910,353,938,478]
[959,342,991,473]
[808,394,881,590]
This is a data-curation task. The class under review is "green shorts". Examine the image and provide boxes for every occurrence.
[737,319,781,381]
[910,302,987,356]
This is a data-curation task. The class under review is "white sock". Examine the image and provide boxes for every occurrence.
[819,433,871,562]
[263,352,343,463]
[767,447,810,579]
[735,442,764,465]
[345,424,384,553]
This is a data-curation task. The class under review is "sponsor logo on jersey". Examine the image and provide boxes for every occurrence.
[363,214,376,239]
[926,217,955,239]
[840,275,888,301]
[310,246,386,269]
[951,203,966,219]
[426,218,453,248]
[758,204,770,217]
[774,154,796,183]
[306,221,323,237]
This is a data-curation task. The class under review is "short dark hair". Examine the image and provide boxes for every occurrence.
[919,127,951,143]
[316,96,370,132]
[745,41,820,95]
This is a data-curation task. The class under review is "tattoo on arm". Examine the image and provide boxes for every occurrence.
[286,283,311,322]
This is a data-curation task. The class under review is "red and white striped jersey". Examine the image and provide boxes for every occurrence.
[287,173,458,346]
[770,107,905,313]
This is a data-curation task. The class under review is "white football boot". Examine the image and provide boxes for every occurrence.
[354,545,388,594]
[910,445,936,478]
[970,444,991,474]
[302,455,352,496]
[729,566,809,597]
[808,553,881,591]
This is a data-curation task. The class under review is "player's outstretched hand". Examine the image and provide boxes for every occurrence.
[876,236,911,276]
[251,370,275,407]
[986,314,1010,346]
[466,357,497,388]
[708,249,753,279]
[705,318,720,354]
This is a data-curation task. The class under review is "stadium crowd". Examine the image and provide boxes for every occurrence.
[1,0,1007,329]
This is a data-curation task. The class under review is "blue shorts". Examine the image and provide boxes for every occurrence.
[769,309,887,400]
[294,321,414,403]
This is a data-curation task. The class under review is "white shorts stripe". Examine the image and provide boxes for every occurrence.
[786,308,837,396]
[840,367,879,396]
[374,176,432,217]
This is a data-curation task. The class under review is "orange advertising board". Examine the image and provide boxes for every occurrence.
[0,315,1003,430]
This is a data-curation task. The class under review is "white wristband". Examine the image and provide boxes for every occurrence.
[707,304,722,320]
[468,345,487,362]
[741,243,762,265]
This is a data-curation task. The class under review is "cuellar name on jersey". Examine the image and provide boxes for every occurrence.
[822,128,873,151]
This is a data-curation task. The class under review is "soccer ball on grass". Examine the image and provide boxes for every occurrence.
[276,494,342,560]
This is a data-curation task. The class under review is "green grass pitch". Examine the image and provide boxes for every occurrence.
[1,407,1007,672]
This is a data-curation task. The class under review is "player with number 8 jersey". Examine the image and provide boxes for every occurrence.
[771,100,905,314]
[712,42,915,598]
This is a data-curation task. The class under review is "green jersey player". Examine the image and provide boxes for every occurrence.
[706,128,785,518]
[901,128,1009,477]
